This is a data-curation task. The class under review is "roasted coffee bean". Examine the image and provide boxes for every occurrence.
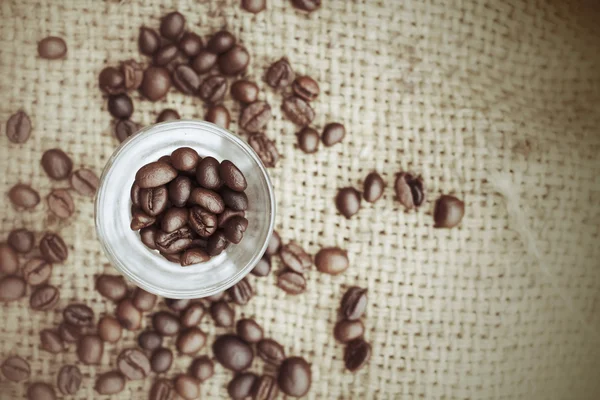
[314,247,348,275]
[95,371,125,395]
[108,93,134,119]
[162,251,182,263]
[292,76,319,101]
[206,231,228,256]
[213,334,253,371]
[38,36,67,59]
[228,373,257,400]
[220,160,247,191]
[99,66,125,94]
[140,186,168,216]
[30,284,59,310]
[59,323,82,343]
[257,339,285,366]
[40,233,68,263]
[173,64,201,94]
[8,184,40,209]
[40,329,63,353]
[156,108,180,123]
[363,172,385,203]
[132,287,158,311]
[282,95,315,126]
[192,49,218,74]
[117,298,143,330]
[178,32,203,58]
[207,30,236,54]
[266,58,294,88]
[160,11,185,40]
[122,59,144,91]
[0,243,19,275]
[131,208,156,230]
[265,231,281,256]
[251,256,271,277]
[434,194,465,228]
[8,228,34,253]
[254,375,279,400]
[210,300,235,327]
[155,227,193,254]
[176,327,207,354]
[242,0,266,13]
[6,110,32,143]
[189,356,214,382]
[292,0,320,11]
[63,303,94,327]
[77,335,103,365]
[117,348,151,380]
[190,187,225,214]
[296,127,319,153]
[334,319,364,343]
[228,277,253,305]
[151,348,173,373]
[153,311,181,336]
[248,133,279,167]
[223,216,248,244]
[150,379,176,400]
[189,207,218,237]
[181,248,210,265]
[175,375,200,400]
[181,303,205,327]
[205,291,225,302]
[236,319,263,344]
[231,80,258,103]
[344,338,371,372]
[168,175,192,207]
[165,298,191,311]
[220,188,248,211]
[336,187,361,218]
[139,27,160,55]
[277,271,306,295]
[1,355,30,382]
[27,382,56,400]
[198,74,228,103]
[279,242,311,274]
[70,169,99,197]
[0,275,26,302]
[322,122,346,146]
[57,365,82,395]
[98,316,122,343]
[136,161,178,188]
[141,66,172,101]
[278,357,311,397]
[130,182,141,206]
[41,148,73,180]
[140,227,158,249]
[47,189,74,219]
[160,207,188,233]
[217,208,245,228]
[218,45,250,75]
[115,119,140,142]
[240,101,271,133]
[138,330,162,351]
[196,156,222,189]
[205,104,230,128]
[96,274,127,301]
[340,286,368,320]
[394,172,425,209]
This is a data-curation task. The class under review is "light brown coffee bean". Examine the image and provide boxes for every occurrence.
[47,189,75,219]
[22,258,52,286]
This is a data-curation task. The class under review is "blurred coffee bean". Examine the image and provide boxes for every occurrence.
[180,303,206,327]
[173,64,201,94]
[344,338,371,372]
[198,75,228,104]
[165,298,191,311]
[57,365,82,395]
[70,169,100,197]
[138,330,163,351]
[160,11,186,40]
[205,104,230,128]
[253,375,279,400]
[95,274,127,302]
[257,338,285,365]
[277,271,306,295]
[227,373,257,400]
[63,303,94,327]
[1,355,30,382]
[108,93,134,119]
[334,319,365,343]
[228,277,253,305]
[22,258,52,286]
[47,189,75,219]
[139,27,160,56]
[231,80,258,103]
[99,67,125,94]
[212,334,253,372]
[6,110,32,143]
[178,32,203,58]
[40,233,68,263]
[236,319,263,344]
[59,323,82,343]
[40,329,63,353]
[296,127,319,153]
[279,242,311,274]
[141,66,172,101]
[181,248,210,266]
[41,148,73,180]
[191,49,218,74]
[335,187,361,219]
[248,133,279,167]
[132,287,158,311]
[218,45,250,75]
[121,59,144,91]
[292,0,321,12]
[95,371,125,395]
[433,195,465,228]
[242,0,266,13]
[27,382,56,400]
[98,316,122,343]
[239,101,271,133]
[210,300,234,327]
[153,311,181,336]
[207,30,236,54]
[251,256,271,277]
[176,327,207,354]
[156,108,180,123]
[265,230,281,256]
[76,335,103,365]
[8,184,40,209]
[277,357,311,397]
[189,356,214,382]
[115,119,140,142]
[175,375,200,400]
[322,122,346,146]
[38,36,67,59]
[150,379,176,400]
[0,243,19,274]
[116,298,143,330]
[7,228,34,253]
[117,348,151,380]
[314,247,348,275]
[150,347,173,373]
[30,284,59,310]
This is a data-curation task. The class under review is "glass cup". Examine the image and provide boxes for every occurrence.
[95,120,275,299]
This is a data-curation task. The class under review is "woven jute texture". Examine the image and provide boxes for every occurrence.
[1,0,600,399]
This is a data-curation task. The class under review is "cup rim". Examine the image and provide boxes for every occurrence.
[94,120,276,298]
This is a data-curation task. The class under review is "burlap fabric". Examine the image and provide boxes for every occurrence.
[1,0,600,398]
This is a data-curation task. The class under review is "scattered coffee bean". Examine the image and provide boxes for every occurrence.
[47,189,75,219]
[40,329,63,353]
[363,172,385,203]
[165,298,191,311]
[218,45,250,75]
[1,355,30,382]
[178,32,204,58]
[136,161,178,188]
[341,287,368,320]
[96,274,127,301]
[192,49,218,74]
[132,287,158,311]
[228,373,257,400]
[173,64,201,94]
[115,119,140,142]
[176,327,207,354]
[242,0,266,13]
[153,311,181,336]
[228,277,253,305]
[59,323,82,343]
[213,334,254,371]
[278,357,311,397]
[7,228,34,253]
[266,58,294,88]
[138,330,163,351]
[175,375,200,400]
[140,186,169,216]
[41,148,73,180]
[279,242,311,274]
[257,338,285,365]
[156,108,180,123]
[160,11,185,39]
[277,271,306,295]
[394,172,425,209]
[205,291,225,302]
[150,348,173,373]
[168,175,192,207]
[38,36,67,59]
[180,303,205,327]
[196,156,222,189]
[189,356,214,382]
[70,168,100,197]
[265,231,281,256]
[150,379,176,400]
[207,30,236,54]
[108,93,134,119]
[141,66,172,101]
[236,319,263,344]
[292,0,321,11]
[220,187,248,211]
[334,319,365,343]
[296,127,319,153]
[117,298,143,330]
[251,256,271,277]
[30,284,59,310]
[434,194,465,228]
[118,348,151,380]
[63,303,94,327]
[344,338,371,372]
[77,334,103,365]
[322,122,346,146]
[6,110,32,143]
[99,66,125,94]
[198,74,228,103]
[57,365,82,395]
[40,232,68,263]
[314,247,348,275]
[231,80,259,103]
[292,76,319,101]
[22,258,52,286]
[210,300,235,327]
[139,27,161,55]
[254,375,279,400]
[122,59,144,91]
[282,95,315,126]
[95,371,125,395]
[0,243,19,275]
[205,104,230,128]
[27,382,56,400]
[223,216,248,243]
[0,275,26,302]
[98,316,123,343]
[8,184,40,209]
[336,187,361,219]
[161,207,189,232]
[240,101,271,133]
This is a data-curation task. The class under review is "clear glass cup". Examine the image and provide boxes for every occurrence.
[95,120,275,299]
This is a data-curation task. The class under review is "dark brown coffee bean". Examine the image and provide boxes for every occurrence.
[218,45,250,76]
[131,207,156,230]
[265,230,281,256]
[277,357,311,397]
[191,49,218,74]
[139,27,160,55]
[434,194,465,228]
[363,172,385,203]
[160,11,185,40]
[240,101,271,133]
[165,298,191,311]
[151,348,173,373]
[181,303,205,327]
[314,247,348,275]
[181,248,210,265]
[160,207,188,233]
[296,127,319,153]
[70,169,99,197]
[266,58,294,88]
[122,59,144,91]
[220,160,247,191]
[117,298,143,330]
[0,243,18,275]
[168,175,192,207]
[96,274,127,301]
[140,186,168,216]
[150,379,176,400]
[108,93,134,119]
[189,207,217,237]
[173,64,201,94]
[131,182,141,206]
[322,122,346,146]
[279,242,311,274]
[99,66,125,94]
[228,373,257,400]
[98,316,122,343]
[138,330,162,351]
[175,375,200,400]
[220,188,248,211]
[198,74,228,103]
[136,161,178,188]
[59,323,82,343]
[95,371,125,395]
[189,356,214,382]
[282,95,315,126]
[336,187,361,218]
[139,227,158,249]
[0,275,26,302]
[394,172,425,209]
[38,36,67,59]
[153,311,181,336]
[115,119,140,142]
[41,148,73,180]
[6,110,32,143]
[8,228,34,253]
[344,338,371,372]
[242,0,266,13]
[231,80,258,104]
[213,334,253,371]
[178,32,203,58]
[141,66,172,101]
[196,156,222,189]
[334,319,364,343]
[223,216,248,244]
[131,287,157,311]
[292,76,319,101]
[236,319,263,344]
[228,277,253,305]
[39,233,68,263]
[57,365,81,395]
[251,256,271,277]
[30,284,59,310]
[117,348,151,380]
[156,108,180,123]
[341,286,368,320]
[47,189,74,219]
[253,375,279,400]
[277,271,306,295]
[292,0,320,11]
[190,187,225,214]
[207,30,236,54]
[206,231,228,256]
[1,355,30,382]
[155,227,193,254]
[257,338,285,366]
[77,334,103,365]
[8,184,40,209]
[205,104,230,128]
[63,303,94,327]
[27,382,56,400]
[210,300,235,327]
[40,329,63,353]
[217,208,245,228]
[248,133,279,167]
[176,327,207,354]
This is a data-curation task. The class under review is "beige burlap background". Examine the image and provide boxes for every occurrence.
[1,0,600,399]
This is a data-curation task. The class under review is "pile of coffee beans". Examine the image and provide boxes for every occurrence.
[336,287,371,372]
[130,147,249,266]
